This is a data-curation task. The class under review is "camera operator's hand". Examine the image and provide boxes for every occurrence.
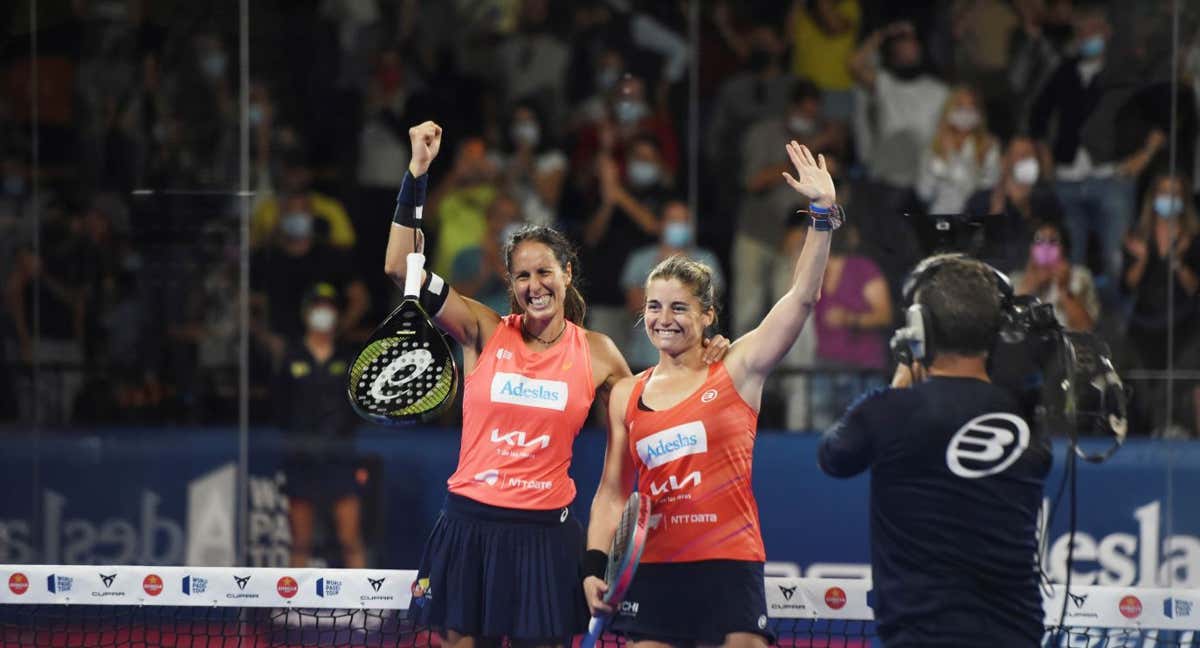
[891,362,927,388]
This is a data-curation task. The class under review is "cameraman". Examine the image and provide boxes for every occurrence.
[817,254,1051,647]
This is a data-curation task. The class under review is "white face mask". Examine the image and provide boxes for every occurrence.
[307,307,337,333]
[280,212,313,239]
[1012,157,1039,185]
[511,121,540,147]
[627,160,660,188]
[788,114,815,135]
[946,107,980,132]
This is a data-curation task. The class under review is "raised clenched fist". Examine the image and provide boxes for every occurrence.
[408,121,443,176]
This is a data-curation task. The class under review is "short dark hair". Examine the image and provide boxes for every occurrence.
[914,256,1003,356]
[790,79,821,105]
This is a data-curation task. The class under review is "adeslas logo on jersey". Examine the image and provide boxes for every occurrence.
[490,373,568,411]
[636,421,707,468]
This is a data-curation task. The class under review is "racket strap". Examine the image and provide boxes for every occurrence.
[392,170,429,227]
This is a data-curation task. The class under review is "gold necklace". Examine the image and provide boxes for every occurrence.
[523,318,567,345]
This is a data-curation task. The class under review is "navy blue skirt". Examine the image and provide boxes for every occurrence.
[412,492,587,640]
[610,560,773,644]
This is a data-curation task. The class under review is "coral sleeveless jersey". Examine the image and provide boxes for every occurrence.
[625,362,766,563]
[448,315,594,509]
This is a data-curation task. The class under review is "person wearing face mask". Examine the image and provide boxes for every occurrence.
[849,20,949,199]
[273,283,367,570]
[734,80,847,338]
[583,136,673,348]
[1010,221,1098,332]
[966,135,1064,273]
[251,149,357,250]
[1030,4,1164,292]
[1122,174,1200,372]
[501,103,567,228]
[251,193,369,343]
[620,200,726,371]
[917,86,1001,215]
[571,74,680,190]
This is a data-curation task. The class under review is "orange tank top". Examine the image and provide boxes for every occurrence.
[448,314,595,509]
[625,362,765,563]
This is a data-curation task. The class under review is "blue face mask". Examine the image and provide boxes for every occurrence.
[248,104,264,127]
[3,175,25,196]
[663,222,692,248]
[1154,194,1183,219]
[202,52,227,79]
[1079,35,1105,59]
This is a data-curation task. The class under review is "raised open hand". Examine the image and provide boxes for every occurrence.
[781,140,836,207]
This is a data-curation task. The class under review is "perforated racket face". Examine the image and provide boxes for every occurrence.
[602,492,651,604]
[348,299,458,425]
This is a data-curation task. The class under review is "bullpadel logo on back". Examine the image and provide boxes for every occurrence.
[636,421,707,468]
[490,373,568,411]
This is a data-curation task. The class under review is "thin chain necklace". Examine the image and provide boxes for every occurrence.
[523,318,567,345]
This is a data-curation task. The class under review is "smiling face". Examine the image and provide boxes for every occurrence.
[643,277,714,355]
[507,240,571,322]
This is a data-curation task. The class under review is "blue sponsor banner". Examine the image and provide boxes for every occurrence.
[0,428,1197,587]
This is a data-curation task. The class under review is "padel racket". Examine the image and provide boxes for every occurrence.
[582,491,651,648]
[347,250,458,425]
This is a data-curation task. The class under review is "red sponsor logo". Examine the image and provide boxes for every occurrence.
[825,587,847,610]
[276,576,298,599]
[8,573,29,595]
[143,574,163,596]
[1119,595,1142,619]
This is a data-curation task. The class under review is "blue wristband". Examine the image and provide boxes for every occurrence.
[809,202,833,215]
[810,202,834,231]
[396,170,428,208]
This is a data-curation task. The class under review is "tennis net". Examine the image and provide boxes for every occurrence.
[1,566,1197,647]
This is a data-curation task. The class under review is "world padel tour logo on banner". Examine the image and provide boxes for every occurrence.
[276,576,299,599]
[825,587,847,610]
[143,574,163,596]
[182,576,208,595]
[490,373,568,411]
[47,574,73,594]
[1119,595,1143,619]
[8,573,29,595]
[315,577,342,598]
[636,421,708,468]
[1164,597,1194,619]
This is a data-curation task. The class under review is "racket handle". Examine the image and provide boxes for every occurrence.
[404,253,425,298]
[580,613,608,648]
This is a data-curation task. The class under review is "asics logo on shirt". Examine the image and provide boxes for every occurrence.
[636,421,708,468]
[490,372,568,410]
[945,413,1030,479]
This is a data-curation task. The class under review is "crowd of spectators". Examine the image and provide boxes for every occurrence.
[2,0,1199,435]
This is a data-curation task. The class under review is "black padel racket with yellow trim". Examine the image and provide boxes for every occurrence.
[347,251,458,424]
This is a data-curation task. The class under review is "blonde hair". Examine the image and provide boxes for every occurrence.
[933,85,995,166]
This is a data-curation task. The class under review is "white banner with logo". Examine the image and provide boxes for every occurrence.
[1,565,417,609]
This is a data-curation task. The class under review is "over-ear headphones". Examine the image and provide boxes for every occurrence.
[889,253,1015,365]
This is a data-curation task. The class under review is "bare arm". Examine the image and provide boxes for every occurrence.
[848,26,888,88]
[383,121,500,354]
[584,371,636,615]
[729,142,834,384]
[854,276,893,329]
